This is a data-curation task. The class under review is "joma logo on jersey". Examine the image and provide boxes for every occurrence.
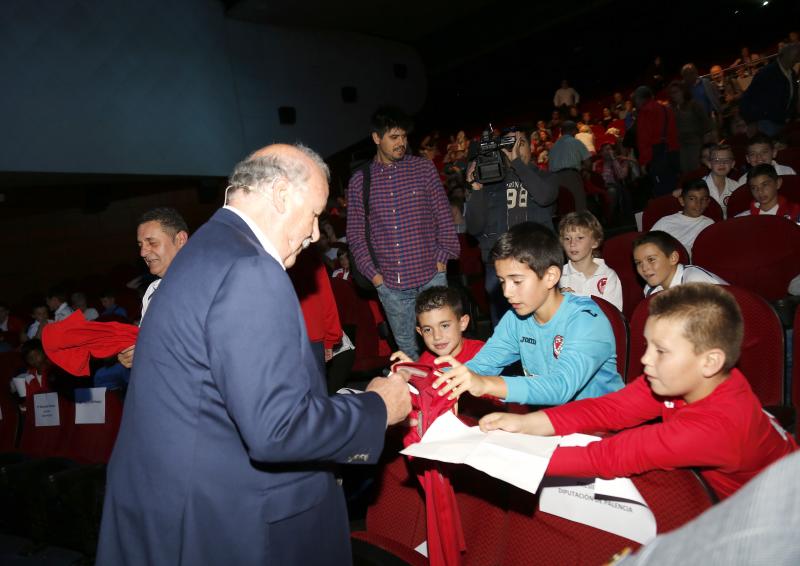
[520,337,537,345]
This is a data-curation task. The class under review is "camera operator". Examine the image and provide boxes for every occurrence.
[464,128,558,326]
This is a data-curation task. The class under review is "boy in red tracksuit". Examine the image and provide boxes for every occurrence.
[479,283,796,499]
[390,286,483,368]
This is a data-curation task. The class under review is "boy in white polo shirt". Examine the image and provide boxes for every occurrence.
[703,144,739,218]
[735,134,797,188]
[558,211,623,311]
[651,178,715,258]
[633,231,726,296]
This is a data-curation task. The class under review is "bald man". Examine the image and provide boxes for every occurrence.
[97,144,411,566]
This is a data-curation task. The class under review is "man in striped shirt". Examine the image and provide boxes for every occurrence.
[347,107,459,359]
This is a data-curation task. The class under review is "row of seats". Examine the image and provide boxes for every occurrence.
[0,352,122,556]
[602,215,800,320]
[352,436,715,565]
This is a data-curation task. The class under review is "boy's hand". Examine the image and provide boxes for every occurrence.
[479,412,527,433]
[480,411,556,436]
[432,356,487,399]
[389,350,413,370]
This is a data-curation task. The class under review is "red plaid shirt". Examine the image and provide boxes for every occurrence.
[347,155,459,290]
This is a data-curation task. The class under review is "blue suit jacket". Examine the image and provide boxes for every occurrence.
[97,208,387,565]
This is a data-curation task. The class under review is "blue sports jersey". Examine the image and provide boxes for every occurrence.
[466,293,623,406]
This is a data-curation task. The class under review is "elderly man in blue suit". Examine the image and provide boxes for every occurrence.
[96,143,412,565]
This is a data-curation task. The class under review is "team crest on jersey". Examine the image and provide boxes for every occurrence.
[723,195,731,206]
[597,277,608,294]
[553,335,564,358]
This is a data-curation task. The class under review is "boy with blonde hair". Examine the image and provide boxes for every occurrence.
[480,283,796,499]
[559,211,623,311]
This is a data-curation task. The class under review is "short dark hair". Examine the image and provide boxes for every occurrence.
[649,283,743,372]
[747,133,775,150]
[415,286,464,318]
[370,106,413,137]
[747,163,779,182]
[681,178,710,198]
[45,287,67,301]
[138,207,189,238]
[633,231,678,257]
[21,338,44,359]
[490,222,564,278]
[561,121,578,136]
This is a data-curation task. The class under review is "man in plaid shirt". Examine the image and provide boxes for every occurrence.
[347,107,460,359]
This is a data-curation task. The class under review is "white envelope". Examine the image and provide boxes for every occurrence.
[538,434,657,544]
[74,387,107,424]
[34,392,60,427]
[400,412,561,494]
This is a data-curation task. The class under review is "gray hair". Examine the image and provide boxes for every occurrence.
[227,143,330,198]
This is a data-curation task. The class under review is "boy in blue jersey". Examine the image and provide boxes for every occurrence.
[432,222,624,406]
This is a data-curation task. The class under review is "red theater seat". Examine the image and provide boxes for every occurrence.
[20,393,76,459]
[725,185,752,218]
[592,296,629,379]
[692,216,800,301]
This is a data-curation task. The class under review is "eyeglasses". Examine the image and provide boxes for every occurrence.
[711,158,733,164]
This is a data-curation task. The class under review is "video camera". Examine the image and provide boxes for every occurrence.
[467,124,518,184]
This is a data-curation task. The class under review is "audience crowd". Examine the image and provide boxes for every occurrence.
[1,29,800,565]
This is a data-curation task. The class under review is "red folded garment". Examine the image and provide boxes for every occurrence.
[398,362,465,566]
[42,310,139,376]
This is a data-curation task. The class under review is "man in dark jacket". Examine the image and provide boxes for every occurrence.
[464,129,559,325]
[740,43,800,137]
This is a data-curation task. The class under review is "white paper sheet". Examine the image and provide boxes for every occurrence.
[538,434,656,544]
[74,387,107,424]
[400,412,561,494]
[34,392,60,427]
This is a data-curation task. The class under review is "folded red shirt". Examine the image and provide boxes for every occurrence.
[42,310,139,376]
[397,362,465,566]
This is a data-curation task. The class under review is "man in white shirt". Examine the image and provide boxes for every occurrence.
[117,208,189,368]
[553,79,580,109]
[651,179,715,257]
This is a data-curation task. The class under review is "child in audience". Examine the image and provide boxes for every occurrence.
[11,339,53,398]
[736,163,800,220]
[703,144,739,218]
[651,179,715,257]
[735,134,797,187]
[24,304,52,342]
[332,247,350,280]
[479,283,797,500]
[558,212,623,311]
[99,290,129,320]
[390,286,483,368]
[699,142,716,171]
[431,222,624,406]
[633,231,726,296]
